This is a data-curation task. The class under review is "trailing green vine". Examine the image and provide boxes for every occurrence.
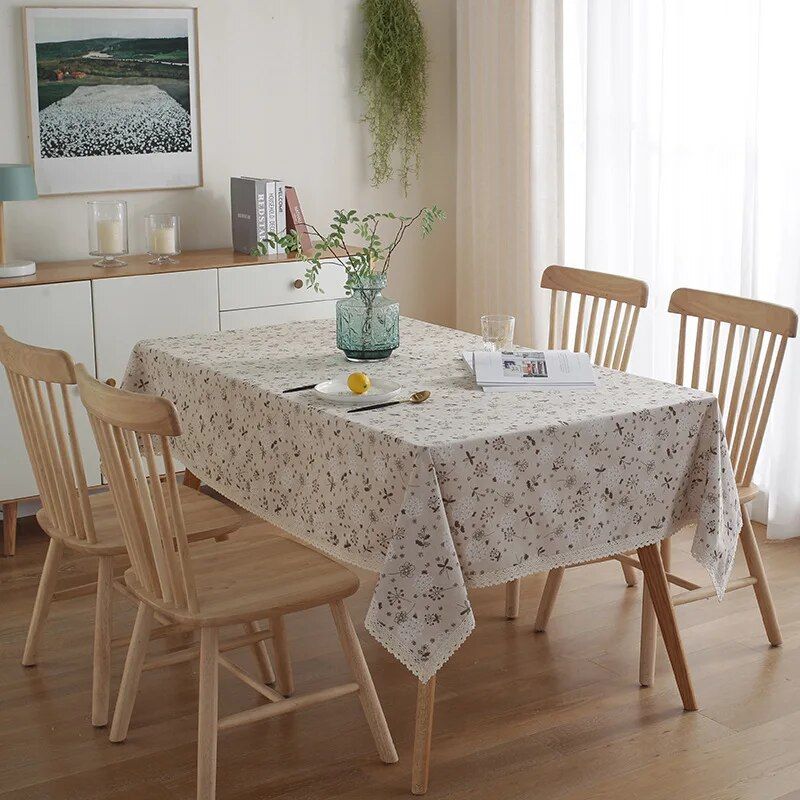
[360,0,428,194]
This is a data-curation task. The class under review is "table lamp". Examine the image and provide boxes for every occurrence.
[0,164,38,279]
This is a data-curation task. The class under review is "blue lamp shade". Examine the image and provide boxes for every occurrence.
[0,164,38,202]
[0,164,37,278]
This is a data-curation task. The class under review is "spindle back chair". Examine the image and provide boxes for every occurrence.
[0,327,96,547]
[670,288,796,488]
[504,267,650,621]
[75,366,398,800]
[79,370,199,614]
[0,326,116,724]
[634,288,797,686]
[543,264,649,370]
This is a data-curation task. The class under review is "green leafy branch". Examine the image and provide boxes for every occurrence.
[253,206,445,294]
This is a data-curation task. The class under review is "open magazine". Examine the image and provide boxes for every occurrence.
[464,349,597,392]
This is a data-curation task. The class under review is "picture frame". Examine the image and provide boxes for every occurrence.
[23,6,202,196]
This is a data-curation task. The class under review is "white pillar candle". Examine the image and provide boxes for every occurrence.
[149,226,177,255]
[97,219,124,254]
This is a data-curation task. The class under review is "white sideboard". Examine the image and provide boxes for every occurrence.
[0,249,347,554]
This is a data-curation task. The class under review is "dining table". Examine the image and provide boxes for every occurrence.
[122,316,742,794]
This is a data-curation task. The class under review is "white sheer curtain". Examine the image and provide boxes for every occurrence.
[456,0,563,348]
[563,0,800,539]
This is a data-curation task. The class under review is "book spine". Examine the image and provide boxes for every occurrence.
[231,177,260,254]
[274,181,286,254]
[255,179,268,252]
[265,180,277,255]
[230,177,238,251]
[285,185,313,254]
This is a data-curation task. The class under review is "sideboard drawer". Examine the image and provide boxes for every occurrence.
[220,300,338,331]
[218,260,347,311]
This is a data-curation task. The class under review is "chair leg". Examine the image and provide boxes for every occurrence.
[505,579,521,619]
[639,581,657,686]
[534,567,565,632]
[412,676,437,795]
[639,538,670,687]
[637,543,696,711]
[2,501,18,557]
[244,621,275,684]
[197,627,219,800]
[738,503,782,646]
[329,599,398,764]
[620,559,638,587]
[92,556,115,727]
[22,538,64,666]
[110,602,155,742]
[270,615,294,697]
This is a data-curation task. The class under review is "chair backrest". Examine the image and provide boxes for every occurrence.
[75,364,198,613]
[542,265,649,370]
[668,288,798,487]
[0,327,96,544]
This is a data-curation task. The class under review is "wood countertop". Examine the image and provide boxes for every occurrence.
[0,247,345,288]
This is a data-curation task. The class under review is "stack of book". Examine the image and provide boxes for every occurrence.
[463,349,597,392]
[231,177,309,255]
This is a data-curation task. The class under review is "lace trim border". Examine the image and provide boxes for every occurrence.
[178,456,736,679]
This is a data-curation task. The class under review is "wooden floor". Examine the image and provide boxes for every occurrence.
[3,510,800,800]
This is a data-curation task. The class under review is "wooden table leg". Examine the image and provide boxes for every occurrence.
[534,567,565,632]
[505,579,521,619]
[183,469,201,490]
[637,543,697,711]
[411,675,436,795]
[639,539,669,687]
[2,501,18,557]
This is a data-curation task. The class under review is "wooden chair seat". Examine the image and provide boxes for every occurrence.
[738,483,760,505]
[122,528,359,626]
[36,484,241,556]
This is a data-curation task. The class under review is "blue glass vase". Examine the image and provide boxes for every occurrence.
[336,274,399,361]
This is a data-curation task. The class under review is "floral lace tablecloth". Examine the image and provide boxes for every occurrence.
[123,317,742,682]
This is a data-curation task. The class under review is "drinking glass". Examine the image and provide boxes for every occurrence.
[481,314,515,351]
[88,201,128,267]
[145,213,181,265]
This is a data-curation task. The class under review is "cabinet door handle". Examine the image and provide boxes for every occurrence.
[292,279,304,289]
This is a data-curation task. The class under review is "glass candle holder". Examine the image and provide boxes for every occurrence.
[145,213,181,265]
[88,201,128,267]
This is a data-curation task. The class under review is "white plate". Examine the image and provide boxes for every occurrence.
[314,377,403,405]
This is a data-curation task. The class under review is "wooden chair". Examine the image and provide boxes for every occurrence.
[0,327,255,728]
[504,265,650,621]
[631,289,797,685]
[74,366,397,800]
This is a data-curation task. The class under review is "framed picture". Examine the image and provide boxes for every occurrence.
[23,7,202,195]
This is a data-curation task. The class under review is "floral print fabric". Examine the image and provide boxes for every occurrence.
[123,318,742,682]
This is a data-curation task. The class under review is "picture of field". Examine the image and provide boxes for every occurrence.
[32,17,192,158]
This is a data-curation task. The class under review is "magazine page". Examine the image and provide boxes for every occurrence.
[472,350,596,388]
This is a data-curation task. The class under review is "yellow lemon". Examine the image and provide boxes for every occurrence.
[347,372,371,394]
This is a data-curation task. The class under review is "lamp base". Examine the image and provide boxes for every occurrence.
[0,260,36,279]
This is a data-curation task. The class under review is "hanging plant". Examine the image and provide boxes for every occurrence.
[360,0,428,194]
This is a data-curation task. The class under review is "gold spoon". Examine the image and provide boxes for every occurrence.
[347,390,431,413]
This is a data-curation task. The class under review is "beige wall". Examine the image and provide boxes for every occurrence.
[0,0,456,325]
